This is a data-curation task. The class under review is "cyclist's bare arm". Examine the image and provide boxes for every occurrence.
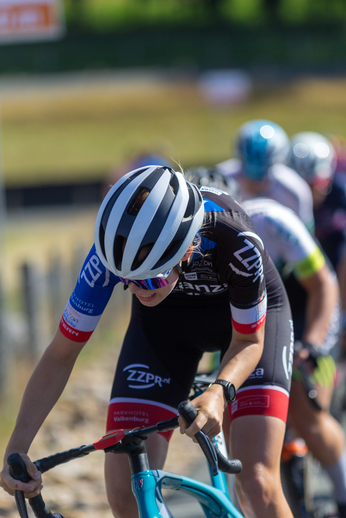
[0,329,87,498]
[298,264,339,347]
[180,326,264,439]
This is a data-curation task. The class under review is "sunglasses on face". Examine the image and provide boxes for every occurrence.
[119,265,182,291]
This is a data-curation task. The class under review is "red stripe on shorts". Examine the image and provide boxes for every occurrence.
[107,400,177,441]
[227,386,289,424]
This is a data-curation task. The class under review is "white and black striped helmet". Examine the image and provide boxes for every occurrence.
[95,165,204,279]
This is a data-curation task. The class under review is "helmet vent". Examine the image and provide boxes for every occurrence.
[127,188,150,217]
[132,243,154,272]
[113,235,125,270]
[169,173,179,195]
[99,179,131,258]
[154,238,183,270]
[183,184,196,219]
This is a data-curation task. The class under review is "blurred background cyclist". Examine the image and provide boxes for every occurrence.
[216,119,315,232]
[289,132,346,353]
[241,195,346,518]
[102,151,174,197]
[189,164,346,516]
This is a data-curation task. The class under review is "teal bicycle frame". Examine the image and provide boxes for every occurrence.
[9,400,245,518]
[130,433,244,518]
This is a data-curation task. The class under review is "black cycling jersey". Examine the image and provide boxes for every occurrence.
[60,187,294,437]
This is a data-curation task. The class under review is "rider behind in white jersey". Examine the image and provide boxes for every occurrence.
[217,119,315,232]
[289,131,346,353]
[242,196,346,518]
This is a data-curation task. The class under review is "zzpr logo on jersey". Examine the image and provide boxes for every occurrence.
[124,364,170,389]
[80,254,110,288]
[232,232,264,283]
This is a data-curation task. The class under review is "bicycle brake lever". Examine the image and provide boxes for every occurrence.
[7,454,30,518]
[298,363,323,412]
[8,454,65,518]
[178,400,242,475]
[8,453,31,483]
[178,401,219,475]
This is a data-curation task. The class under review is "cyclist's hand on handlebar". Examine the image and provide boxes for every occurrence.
[293,341,321,372]
[293,347,310,368]
[0,453,42,498]
[178,387,224,440]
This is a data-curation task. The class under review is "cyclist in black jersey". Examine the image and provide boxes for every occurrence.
[0,166,294,518]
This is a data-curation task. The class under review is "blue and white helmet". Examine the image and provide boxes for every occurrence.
[235,119,290,180]
[95,165,204,279]
[289,132,336,186]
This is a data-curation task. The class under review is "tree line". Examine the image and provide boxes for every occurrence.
[65,0,346,31]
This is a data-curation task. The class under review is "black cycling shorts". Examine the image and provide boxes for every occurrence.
[106,294,293,440]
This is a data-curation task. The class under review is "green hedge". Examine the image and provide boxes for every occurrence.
[1,24,346,75]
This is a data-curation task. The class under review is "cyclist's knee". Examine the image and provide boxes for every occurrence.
[236,464,281,513]
[107,483,138,518]
[105,453,137,518]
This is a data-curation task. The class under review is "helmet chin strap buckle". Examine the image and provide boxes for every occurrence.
[175,264,183,274]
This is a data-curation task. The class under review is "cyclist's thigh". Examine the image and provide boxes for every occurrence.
[290,378,334,416]
[229,415,294,518]
[230,414,286,477]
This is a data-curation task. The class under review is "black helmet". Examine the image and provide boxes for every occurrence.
[187,165,241,201]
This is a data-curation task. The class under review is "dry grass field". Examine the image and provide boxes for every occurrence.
[1,71,346,186]
[3,70,346,290]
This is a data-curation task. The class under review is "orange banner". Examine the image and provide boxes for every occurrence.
[0,1,64,42]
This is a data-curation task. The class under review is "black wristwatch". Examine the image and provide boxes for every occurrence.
[210,379,236,404]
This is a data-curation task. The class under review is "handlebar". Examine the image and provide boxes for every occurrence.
[8,400,242,518]
[297,362,323,411]
[7,454,63,518]
[294,341,324,411]
[178,401,242,476]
